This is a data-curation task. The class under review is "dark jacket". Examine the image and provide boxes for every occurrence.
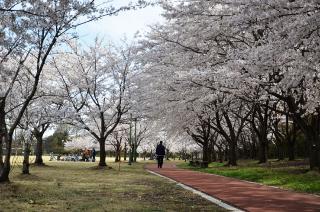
[156,144,165,156]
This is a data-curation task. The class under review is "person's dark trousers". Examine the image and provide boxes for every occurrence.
[157,156,164,168]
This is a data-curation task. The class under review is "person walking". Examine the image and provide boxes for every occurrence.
[92,148,96,162]
[156,141,166,168]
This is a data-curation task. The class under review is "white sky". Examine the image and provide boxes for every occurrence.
[76,1,164,45]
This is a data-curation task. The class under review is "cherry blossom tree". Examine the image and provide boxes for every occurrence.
[54,39,133,167]
[0,0,145,182]
[135,0,320,170]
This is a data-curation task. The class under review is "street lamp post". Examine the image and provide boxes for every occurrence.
[134,117,137,162]
[128,114,133,165]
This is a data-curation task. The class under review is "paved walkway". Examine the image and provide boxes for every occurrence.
[145,163,320,212]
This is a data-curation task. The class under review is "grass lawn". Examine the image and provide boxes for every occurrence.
[178,159,320,195]
[0,157,224,212]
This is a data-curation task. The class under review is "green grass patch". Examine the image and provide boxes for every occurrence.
[0,158,224,211]
[178,160,320,195]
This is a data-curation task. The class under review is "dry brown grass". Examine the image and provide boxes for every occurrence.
[0,158,224,211]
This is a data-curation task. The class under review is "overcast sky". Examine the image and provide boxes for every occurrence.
[76,1,164,45]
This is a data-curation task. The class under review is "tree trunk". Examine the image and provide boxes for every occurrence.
[201,142,209,168]
[202,142,209,162]
[129,144,134,163]
[34,134,44,165]
[277,142,285,161]
[0,102,6,175]
[257,130,268,163]
[0,135,12,183]
[307,133,320,171]
[228,142,237,166]
[115,144,121,162]
[250,131,258,159]
[258,139,268,163]
[294,114,320,170]
[22,143,31,174]
[166,148,169,160]
[288,120,298,161]
[124,143,127,161]
[0,138,3,169]
[286,97,320,170]
[133,145,137,162]
[99,139,107,166]
[288,138,296,161]
[0,100,10,182]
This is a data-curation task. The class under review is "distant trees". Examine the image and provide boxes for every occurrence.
[110,130,125,162]
[45,127,69,154]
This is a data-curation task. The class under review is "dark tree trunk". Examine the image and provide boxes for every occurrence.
[202,142,209,162]
[124,143,127,161]
[250,142,256,159]
[277,142,285,161]
[202,142,209,168]
[99,139,107,166]
[22,143,31,174]
[224,148,229,162]
[286,97,320,170]
[306,130,320,170]
[0,102,6,172]
[250,103,270,164]
[293,115,319,170]
[241,140,249,159]
[0,135,12,183]
[0,138,3,169]
[133,145,137,162]
[0,101,11,182]
[287,120,296,161]
[207,138,215,163]
[0,160,10,182]
[228,142,237,166]
[258,139,268,163]
[34,134,44,165]
[288,139,296,161]
[166,148,169,160]
[250,131,258,159]
[115,144,121,162]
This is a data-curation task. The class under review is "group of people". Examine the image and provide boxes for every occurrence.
[49,148,96,162]
[49,142,165,168]
[81,148,96,162]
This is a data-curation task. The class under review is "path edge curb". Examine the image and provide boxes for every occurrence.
[146,169,245,212]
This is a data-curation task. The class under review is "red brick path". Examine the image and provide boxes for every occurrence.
[145,163,320,212]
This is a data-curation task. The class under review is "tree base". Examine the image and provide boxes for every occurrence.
[258,160,267,164]
[0,175,10,183]
[98,162,107,167]
[91,165,112,170]
[33,162,46,166]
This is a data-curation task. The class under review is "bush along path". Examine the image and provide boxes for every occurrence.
[145,163,320,212]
